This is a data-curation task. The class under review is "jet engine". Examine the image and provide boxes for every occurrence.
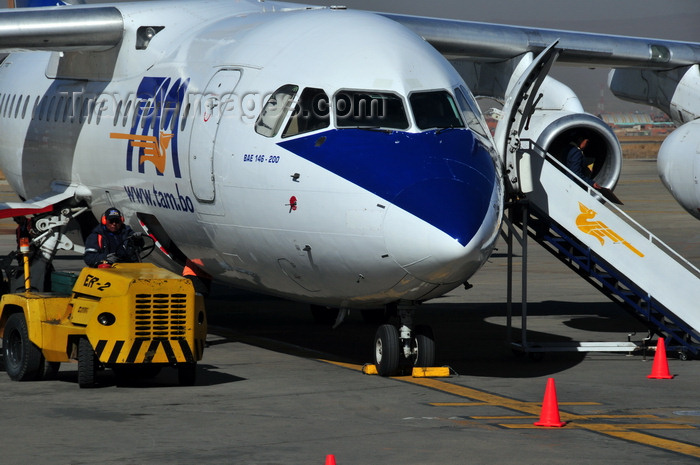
[610,65,700,221]
[519,110,623,190]
[657,119,700,220]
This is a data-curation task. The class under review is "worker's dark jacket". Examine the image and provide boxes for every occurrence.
[565,143,594,186]
[83,224,140,267]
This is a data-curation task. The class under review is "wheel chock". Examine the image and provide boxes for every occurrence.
[361,364,453,377]
[361,364,379,375]
[412,367,451,378]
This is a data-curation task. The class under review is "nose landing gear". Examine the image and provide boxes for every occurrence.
[373,305,435,376]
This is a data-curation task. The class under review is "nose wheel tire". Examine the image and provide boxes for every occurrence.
[414,324,436,368]
[374,324,399,376]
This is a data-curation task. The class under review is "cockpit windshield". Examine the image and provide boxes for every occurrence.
[335,91,409,130]
[409,90,464,131]
[255,84,298,137]
[454,86,490,139]
[282,87,330,138]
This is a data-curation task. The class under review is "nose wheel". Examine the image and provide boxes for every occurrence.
[373,308,436,376]
[374,324,400,376]
[413,325,436,368]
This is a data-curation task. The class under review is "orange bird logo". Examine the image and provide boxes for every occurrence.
[110,131,175,175]
[576,202,644,257]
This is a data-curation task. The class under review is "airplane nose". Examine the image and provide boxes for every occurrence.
[383,162,500,285]
[278,127,502,284]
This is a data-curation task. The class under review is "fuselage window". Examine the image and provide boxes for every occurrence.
[113,100,122,127]
[170,101,180,132]
[154,100,161,129]
[55,96,65,122]
[73,96,82,123]
[82,98,92,124]
[30,96,39,119]
[409,90,464,131]
[455,86,489,139]
[38,96,49,121]
[6,94,15,118]
[180,102,190,132]
[335,91,409,130]
[255,84,298,138]
[140,100,152,129]
[282,87,329,138]
[14,95,22,118]
[1,94,8,118]
[161,100,171,130]
[87,98,96,124]
[22,96,31,119]
[95,99,106,125]
[3,94,10,118]
[6,94,14,118]
[63,95,72,123]
[47,96,57,122]
[122,99,132,127]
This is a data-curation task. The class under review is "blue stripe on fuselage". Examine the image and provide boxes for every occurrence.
[278,129,496,247]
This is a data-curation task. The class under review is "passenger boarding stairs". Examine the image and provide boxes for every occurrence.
[508,141,700,359]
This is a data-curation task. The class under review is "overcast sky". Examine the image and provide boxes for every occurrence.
[301,0,700,113]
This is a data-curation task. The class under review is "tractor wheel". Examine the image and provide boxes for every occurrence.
[3,313,43,381]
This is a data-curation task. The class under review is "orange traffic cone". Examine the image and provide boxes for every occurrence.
[534,378,566,427]
[325,454,336,465]
[647,338,673,379]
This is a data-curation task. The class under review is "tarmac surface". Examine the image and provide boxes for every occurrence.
[0,159,699,464]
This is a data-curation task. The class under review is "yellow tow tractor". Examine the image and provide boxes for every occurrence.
[0,235,207,388]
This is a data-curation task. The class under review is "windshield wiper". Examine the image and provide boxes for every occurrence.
[436,126,460,134]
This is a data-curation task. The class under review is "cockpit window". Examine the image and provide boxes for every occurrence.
[455,86,489,138]
[335,91,409,130]
[282,87,330,138]
[409,90,464,131]
[255,84,298,137]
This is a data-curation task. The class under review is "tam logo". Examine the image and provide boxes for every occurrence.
[110,77,189,178]
[576,202,644,257]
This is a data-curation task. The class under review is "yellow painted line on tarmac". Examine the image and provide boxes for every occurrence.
[395,375,544,415]
[431,401,601,407]
[430,402,490,407]
[323,360,366,371]
[578,427,700,459]
[320,359,700,458]
[474,414,657,421]
[501,423,696,431]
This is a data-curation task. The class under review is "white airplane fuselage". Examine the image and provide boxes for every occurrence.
[0,1,503,309]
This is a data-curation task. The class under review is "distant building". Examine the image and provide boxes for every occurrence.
[481,111,675,139]
[599,112,676,137]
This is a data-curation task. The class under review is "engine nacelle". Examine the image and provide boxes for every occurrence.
[519,110,623,190]
[657,119,700,220]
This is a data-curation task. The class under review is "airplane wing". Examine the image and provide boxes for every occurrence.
[380,12,700,121]
[381,13,700,68]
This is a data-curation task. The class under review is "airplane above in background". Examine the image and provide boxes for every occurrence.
[0,0,698,376]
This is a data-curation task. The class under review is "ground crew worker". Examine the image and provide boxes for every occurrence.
[84,208,143,267]
[566,138,601,189]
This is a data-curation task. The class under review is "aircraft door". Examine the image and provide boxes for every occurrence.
[188,69,242,202]
[493,42,559,195]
